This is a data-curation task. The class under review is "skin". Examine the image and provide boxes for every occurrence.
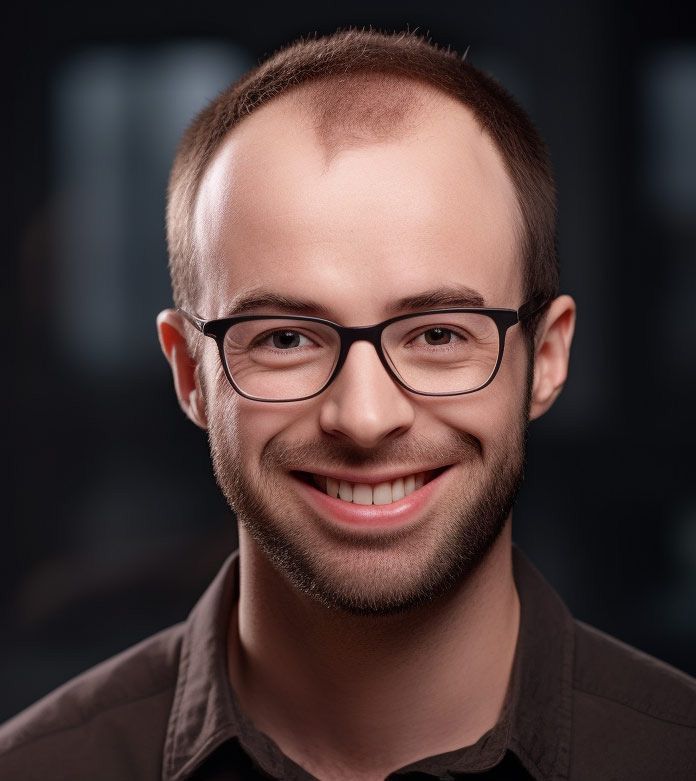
[157,87,575,780]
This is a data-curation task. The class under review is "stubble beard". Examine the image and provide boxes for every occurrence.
[207,384,530,617]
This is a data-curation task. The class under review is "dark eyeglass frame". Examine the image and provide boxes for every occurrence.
[178,294,549,403]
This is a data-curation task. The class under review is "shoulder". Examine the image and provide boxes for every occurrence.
[570,618,696,780]
[573,619,696,721]
[0,623,184,780]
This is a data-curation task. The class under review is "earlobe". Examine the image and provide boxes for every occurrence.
[528,295,576,421]
[188,384,208,430]
[156,309,208,430]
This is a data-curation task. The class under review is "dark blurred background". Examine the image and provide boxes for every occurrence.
[3,0,696,720]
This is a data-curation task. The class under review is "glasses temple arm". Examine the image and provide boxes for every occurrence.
[517,294,551,322]
[176,307,207,333]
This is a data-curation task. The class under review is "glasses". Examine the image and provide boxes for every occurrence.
[178,295,548,402]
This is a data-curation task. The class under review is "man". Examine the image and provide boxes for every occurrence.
[1,27,694,781]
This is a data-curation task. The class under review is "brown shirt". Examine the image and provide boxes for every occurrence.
[1,545,695,780]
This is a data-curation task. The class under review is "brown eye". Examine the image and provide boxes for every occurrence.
[272,331,302,349]
[423,327,453,346]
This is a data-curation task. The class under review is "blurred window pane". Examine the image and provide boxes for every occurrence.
[53,44,251,372]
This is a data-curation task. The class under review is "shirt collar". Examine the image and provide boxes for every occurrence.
[505,545,575,781]
[162,552,240,781]
[162,544,575,781]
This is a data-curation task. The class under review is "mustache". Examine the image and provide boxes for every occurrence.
[260,431,482,470]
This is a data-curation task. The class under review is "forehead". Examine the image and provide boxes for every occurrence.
[193,87,523,321]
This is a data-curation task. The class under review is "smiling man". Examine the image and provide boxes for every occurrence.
[2,28,695,781]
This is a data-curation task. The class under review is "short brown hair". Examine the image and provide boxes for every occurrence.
[166,28,559,340]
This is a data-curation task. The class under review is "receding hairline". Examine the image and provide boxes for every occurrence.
[192,71,523,254]
[288,72,444,162]
[167,28,559,344]
[198,71,459,186]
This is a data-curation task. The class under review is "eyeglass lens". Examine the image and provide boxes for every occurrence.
[222,313,501,400]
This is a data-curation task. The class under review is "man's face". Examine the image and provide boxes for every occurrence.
[193,90,531,615]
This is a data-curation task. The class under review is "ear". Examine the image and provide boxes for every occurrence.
[529,295,576,421]
[156,309,208,429]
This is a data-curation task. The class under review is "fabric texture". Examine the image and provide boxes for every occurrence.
[1,544,694,780]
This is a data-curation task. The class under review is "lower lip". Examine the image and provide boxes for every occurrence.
[291,468,451,529]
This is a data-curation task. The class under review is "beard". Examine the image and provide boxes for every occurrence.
[207,381,530,617]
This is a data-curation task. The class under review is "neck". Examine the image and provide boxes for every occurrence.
[228,521,520,781]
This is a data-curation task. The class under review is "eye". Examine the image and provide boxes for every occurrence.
[411,326,468,348]
[421,327,457,346]
[262,330,312,350]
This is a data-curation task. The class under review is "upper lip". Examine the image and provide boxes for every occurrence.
[292,464,453,486]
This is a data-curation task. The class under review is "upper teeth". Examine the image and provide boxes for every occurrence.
[313,472,428,505]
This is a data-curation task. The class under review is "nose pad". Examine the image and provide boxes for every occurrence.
[318,341,416,447]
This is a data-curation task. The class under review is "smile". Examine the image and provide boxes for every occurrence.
[295,468,448,506]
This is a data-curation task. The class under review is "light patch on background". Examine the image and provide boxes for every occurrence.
[53,43,250,372]
[643,48,696,221]
[643,47,696,376]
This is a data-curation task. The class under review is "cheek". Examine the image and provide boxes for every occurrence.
[426,394,504,446]
[426,340,529,445]
[219,393,321,465]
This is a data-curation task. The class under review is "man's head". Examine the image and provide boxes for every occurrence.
[157,29,575,615]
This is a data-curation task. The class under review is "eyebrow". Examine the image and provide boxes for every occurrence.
[386,286,486,314]
[220,292,333,318]
[220,285,487,319]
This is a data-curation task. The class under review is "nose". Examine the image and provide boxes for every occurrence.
[318,340,416,448]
